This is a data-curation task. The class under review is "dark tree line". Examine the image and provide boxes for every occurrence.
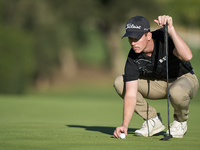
[0,0,199,94]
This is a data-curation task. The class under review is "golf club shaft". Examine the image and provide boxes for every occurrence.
[164,22,171,136]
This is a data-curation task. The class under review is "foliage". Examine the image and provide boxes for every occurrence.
[0,25,36,94]
[0,0,200,94]
[166,0,200,27]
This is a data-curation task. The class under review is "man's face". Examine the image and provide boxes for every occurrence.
[128,33,149,53]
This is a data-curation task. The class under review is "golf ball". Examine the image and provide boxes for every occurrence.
[120,133,126,139]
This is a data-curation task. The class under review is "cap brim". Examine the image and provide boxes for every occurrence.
[122,31,145,39]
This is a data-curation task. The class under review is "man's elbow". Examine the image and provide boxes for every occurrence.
[185,53,193,61]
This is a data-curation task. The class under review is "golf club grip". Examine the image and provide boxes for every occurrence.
[164,22,168,81]
[164,23,168,58]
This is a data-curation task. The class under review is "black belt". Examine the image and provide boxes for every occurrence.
[190,70,195,74]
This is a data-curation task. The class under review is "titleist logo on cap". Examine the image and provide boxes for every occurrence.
[126,23,141,30]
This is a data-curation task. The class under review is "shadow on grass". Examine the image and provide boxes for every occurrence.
[66,125,165,136]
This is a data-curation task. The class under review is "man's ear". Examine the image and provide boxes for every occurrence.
[147,32,152,40]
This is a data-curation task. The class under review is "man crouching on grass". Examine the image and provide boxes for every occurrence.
[113,15,199,138]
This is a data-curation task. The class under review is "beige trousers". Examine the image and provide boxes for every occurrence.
[114,72,199,122]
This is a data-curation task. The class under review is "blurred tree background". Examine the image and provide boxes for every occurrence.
[0,0,199,94]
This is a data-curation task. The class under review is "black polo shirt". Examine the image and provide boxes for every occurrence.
[124,28,193,82]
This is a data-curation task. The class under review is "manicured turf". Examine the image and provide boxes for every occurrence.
[0,84,200,150]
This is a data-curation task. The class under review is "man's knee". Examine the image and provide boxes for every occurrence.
[114,75,125,98]
[169,85,189,108]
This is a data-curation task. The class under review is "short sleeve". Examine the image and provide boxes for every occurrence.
[124,57,140,82]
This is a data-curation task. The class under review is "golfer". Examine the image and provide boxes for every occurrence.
[113,15,199,138]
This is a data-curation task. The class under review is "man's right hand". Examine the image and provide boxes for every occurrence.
[113,126,128,139]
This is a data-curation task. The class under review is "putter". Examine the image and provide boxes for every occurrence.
[160,22,173,141]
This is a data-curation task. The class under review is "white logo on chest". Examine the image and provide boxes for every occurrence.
[159,56,166,63]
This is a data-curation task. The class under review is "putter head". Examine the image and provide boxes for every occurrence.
[160,134,173,141]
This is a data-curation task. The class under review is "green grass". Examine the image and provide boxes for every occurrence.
[0,83,200,150]
[0,49,200,150]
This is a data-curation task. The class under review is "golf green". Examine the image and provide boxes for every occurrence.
[0,86,200,150]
